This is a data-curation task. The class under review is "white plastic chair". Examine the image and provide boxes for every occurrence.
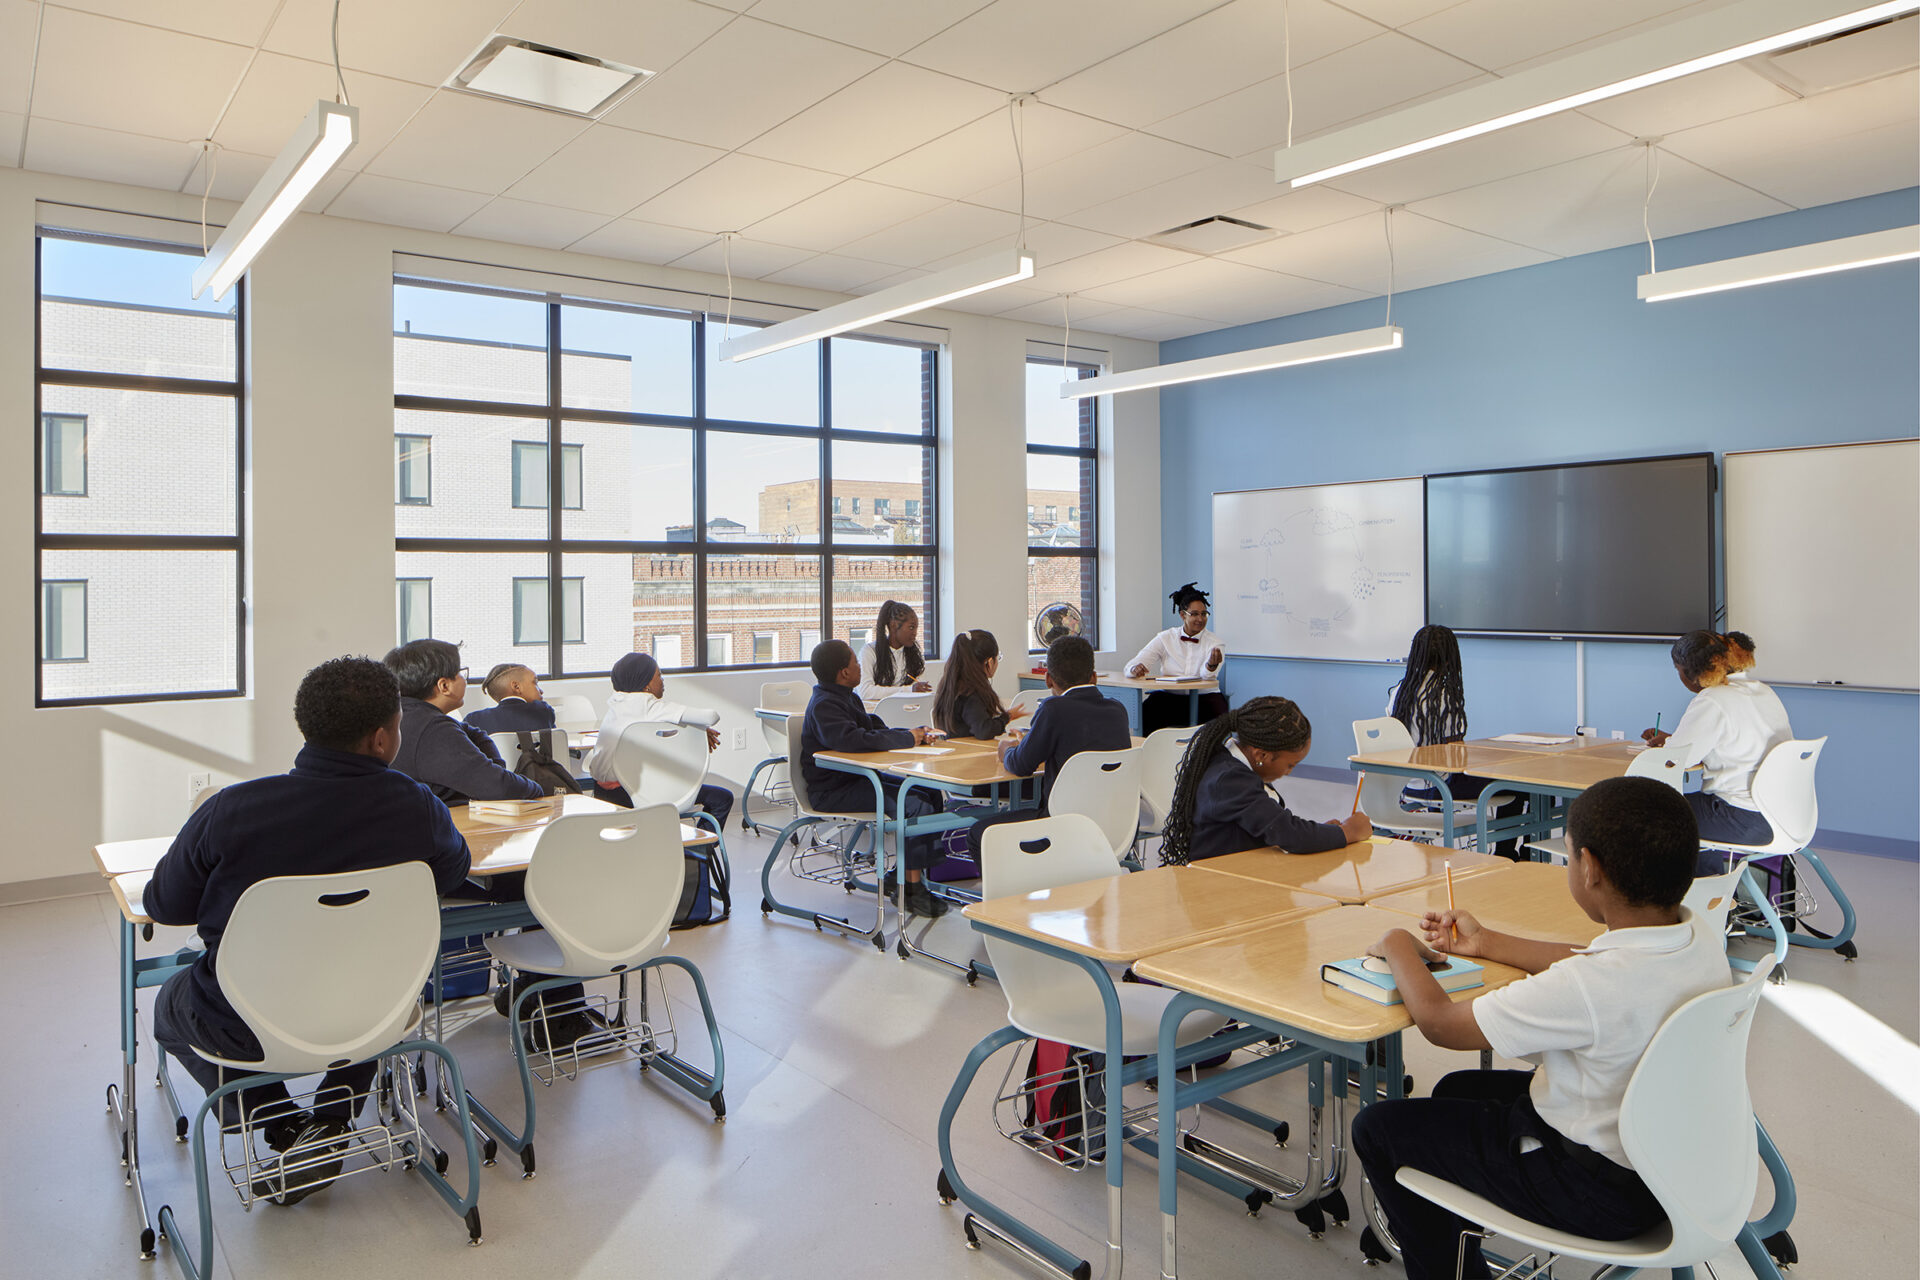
[480,806,727,1165]
[1138,725,1197,837]
[1701,737,1855,957]
[1010,688,1051,715]
[1527,747,1686,863]
[1393,956,1777,1279]
[744,680,808,833]
[978,814,1230,1055]
[609,720,710,814]
[488,728,571,773]
[1046,746,1143,863]
[550,694,597,734]
[873,690,935,731]
[1353,717,1459,842]
[758,711,888,942]
[159,863,484,1277]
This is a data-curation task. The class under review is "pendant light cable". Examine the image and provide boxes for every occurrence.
[1643,140,1662,274]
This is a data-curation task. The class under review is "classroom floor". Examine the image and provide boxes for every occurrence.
[7,775,1915,1280]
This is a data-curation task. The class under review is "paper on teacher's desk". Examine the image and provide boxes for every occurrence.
[1488,733,1574,745]
[1154,675,1206,683]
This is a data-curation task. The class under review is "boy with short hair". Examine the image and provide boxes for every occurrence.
[1353,776,1732,1280]
[464,663,558,735]
[149,657,472,1204]
[584,651,735,831]
[800,639,948,918]
[382,639,546,805]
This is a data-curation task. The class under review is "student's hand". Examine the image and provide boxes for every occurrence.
[705,727,721,752]
[1337,811,1373,844]
[913,681,932,693]
[1368,928,1443,966]
[1420,909,1488,957]
[1007,703,1030,721]
[1207,647,1223,671]
[1128,664,1148,678]
[1641,728,1670,747]
[911,727,933,746]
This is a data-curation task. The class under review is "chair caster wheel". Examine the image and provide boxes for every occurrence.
[1243,1189,1268,1216]
[139,1227,156,1259]
[962,1216,981,1249]
[1836,941,1858,961]
[175,1116,188,1141]
[1764,1228,1797,1267]
[434,1149,449,1174]
[1274,1120,1290,1147]
[1359,1225,1394,1264]
[520,1145,536,1178]
[760,898,772,914]
[482,1137,498,1166]
[1295,1204,1326,1237]
[106,1083,118,1114]
[466,1206,483,1245]
[936,1168,956,1205]
[872,932,886,951]
[710,1091,726,1120]
[1319,1188,1349,1226]
[965,965,979,987]
[896,941,911,959]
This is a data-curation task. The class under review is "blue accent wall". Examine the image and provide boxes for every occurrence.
[1158,189,1920,858]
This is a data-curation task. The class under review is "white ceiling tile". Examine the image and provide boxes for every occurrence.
[1027,240,1197,294]
[361,92,587,193]
[1011,221,1126,267]
[506,125,724,216]
[498,0,732,75]
[183,145,356,211]
[1320,111,1631,206]
[1576,64,1797,138]
[835,201,1020,268]
[862,102,1126,203]
[0,1,42,115]
[632,152,841,232]
[1069,159,1281,241]
[1096,306,1214,340]
[903,0,1223,93]
[1044,0,1381,131]
[325,171,492,232]
[993,294,1125,327]
[266,0,521,87]
[1404,0,1716,72]
[212,53,434,173]
[1228,183,1380,235]
[31,8,252,142]
[1408,147,1791,259]
[1660,69,1920,208]
[1221,209,1553,293]
[744,179,946,253]
[452,197,611,250]
[940,281,1053,317]
[1084,256,1370,321]
[748,0,994,57]
[973,132,1220,222]
[761,252,906,293]
[600,17,882,150]
[23,118,203,189]
[669,236,815,282]
[569,217,716,264]
[1151,32,1487,159]
[1328,0,1462,26]
[0,112,22,166]
[738,61,1005,176]
[54,0,282,44]
[851,265,932,294]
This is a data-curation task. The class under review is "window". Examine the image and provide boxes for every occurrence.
[42,414,87,496]
[1026,358,1099,650]
[41,580,86,662]
[395,434,431,505]
[511,441,583,509]
[513,576,583,645]
[396,578,432,644]
[394,281,938,675]
[800,628,821,655]
[851,497,862,514]
[904,499,919,518]
[37,231,244,704]
[848,627,871,650]
[873,498,889,515]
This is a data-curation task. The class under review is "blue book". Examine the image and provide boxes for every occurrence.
[1320,954,1485,1005]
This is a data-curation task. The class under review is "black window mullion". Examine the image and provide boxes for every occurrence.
[546,301,563,678]
[691,315,708,671]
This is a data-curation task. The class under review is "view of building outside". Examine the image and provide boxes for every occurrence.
[1025,358,1100,649]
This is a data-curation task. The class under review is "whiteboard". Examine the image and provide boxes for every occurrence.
[1213,478,1425,662]
[1726,440,1920,690]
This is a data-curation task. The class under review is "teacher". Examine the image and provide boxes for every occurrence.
[1128,582,1230,735]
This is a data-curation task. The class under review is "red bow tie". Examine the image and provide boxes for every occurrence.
[1179,634,1201,643]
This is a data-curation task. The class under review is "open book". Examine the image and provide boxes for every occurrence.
[465,798,552,817]
[1320,954,1484,1005]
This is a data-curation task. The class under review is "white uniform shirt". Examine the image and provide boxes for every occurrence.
[584,690,718,787]
[1472,911,1731,1167]
[1129,626,1225,680]
[1663,675,1792,811]
[856,643,932,702]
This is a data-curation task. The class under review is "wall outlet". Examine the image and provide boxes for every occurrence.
[187,772,212,804]
[1611,729,1625,740]
[731,728,746,750]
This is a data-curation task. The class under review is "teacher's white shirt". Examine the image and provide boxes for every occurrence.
[1130,626,1224,680]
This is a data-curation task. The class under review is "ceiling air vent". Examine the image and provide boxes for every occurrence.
[1749,14,1917,96]
[447,36,653,119]
[1146,215,1277,255]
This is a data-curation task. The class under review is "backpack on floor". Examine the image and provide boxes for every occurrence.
[507,730,583,795]
[1021,1039,1106,1167]
[671,845,731,930]
[925,823,980,883]
[422,934,490,1001]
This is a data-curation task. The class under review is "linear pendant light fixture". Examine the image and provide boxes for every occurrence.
[1639,225,1920,301]
[1274,0,1918,190]
[192,99,358,299]
[1060,325,1402,400]
[717,247,1034,362]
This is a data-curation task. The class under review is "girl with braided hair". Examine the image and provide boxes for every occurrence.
[1160,695,1371,865]
[856,600,931,701]
[1388,625,1525,858]
[1643,630,1791,863]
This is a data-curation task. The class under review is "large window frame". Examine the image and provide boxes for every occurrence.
[1027,358,1099,651]
[35,229,246,706]
[394,279,940,676]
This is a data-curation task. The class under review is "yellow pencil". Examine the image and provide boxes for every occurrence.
[1351,773,1364,816]
[1445,859,1457,946]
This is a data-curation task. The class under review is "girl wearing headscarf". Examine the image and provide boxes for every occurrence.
[585,651,735,830]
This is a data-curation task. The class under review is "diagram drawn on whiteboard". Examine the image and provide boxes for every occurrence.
[1245,508,1389,636]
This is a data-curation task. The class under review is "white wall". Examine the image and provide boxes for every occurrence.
[0,165,1161,886]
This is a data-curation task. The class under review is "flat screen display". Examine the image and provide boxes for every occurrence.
[1425,454,1715,638]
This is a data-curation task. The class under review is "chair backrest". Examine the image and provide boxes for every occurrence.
[1139,726,1197,831]
[217,862,440,1073]
[1009,688,1050,714]
[784,711,840,818]
[524,805,682,974]
[550,694,598,733]
[1625,746,1687,790]
[1351,715,1443,830]
[978,814,1125,1030]
[1618,957,1773,1261]
[1352,715,1414,753]
[610,719,710,812]
[872,690,934,731]
[489,728,571,773]
[1680,869,1744,947]
[1747,737,1825,850]
[759,680,808,754]
[1046,746,1143,859]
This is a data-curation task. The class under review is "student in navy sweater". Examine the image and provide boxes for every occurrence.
[382,640,546,806]
[463,663,559,735]
[149,657,471,1204]
[965,635,1131,857]
[1159,695,1371,865]
[801,639,948,918]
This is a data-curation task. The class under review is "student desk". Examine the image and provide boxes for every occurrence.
[1367,860,1604,946]
[1345,742,1533,847]
[938,868,1336,1280]
[1135,905,1533,1279]
[1348,739,1650,851]
[1015,671,1220,735]
[1196,838,1506,904]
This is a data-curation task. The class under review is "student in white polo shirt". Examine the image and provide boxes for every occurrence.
[1352,776,1731,1280]
[1126,582,1228,734]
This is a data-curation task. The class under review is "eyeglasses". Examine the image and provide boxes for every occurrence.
[1182,607,1209,618]
[455,667,470,680]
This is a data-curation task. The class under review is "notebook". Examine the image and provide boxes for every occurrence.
[465,798,551,817]
[1320,954,1485,1005]
[1488,733,1574,745]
